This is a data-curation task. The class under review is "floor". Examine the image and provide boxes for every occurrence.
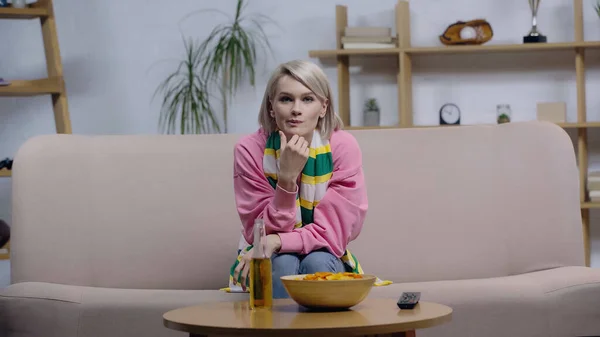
[0,259,10,288]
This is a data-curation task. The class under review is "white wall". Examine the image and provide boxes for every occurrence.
[1,0,600,265]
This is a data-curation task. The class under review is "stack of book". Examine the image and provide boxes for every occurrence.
[342,27,396,49]
[588,171,600,202]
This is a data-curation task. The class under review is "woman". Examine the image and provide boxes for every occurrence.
[229,59,369,299]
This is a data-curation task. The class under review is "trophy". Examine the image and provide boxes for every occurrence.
[523,0,547,43]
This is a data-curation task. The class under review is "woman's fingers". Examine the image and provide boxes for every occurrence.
[279,131,287,151]
[233,250,251,285]
[290,137,307,152]
[280,132,311,154]
[299,139,308,154]
[240,260,251,291]
[233,260,244,285]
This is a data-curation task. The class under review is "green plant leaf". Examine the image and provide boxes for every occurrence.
[153,36,220,134]
[196,0,276,100]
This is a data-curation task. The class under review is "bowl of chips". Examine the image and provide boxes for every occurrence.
[280,272,376,310]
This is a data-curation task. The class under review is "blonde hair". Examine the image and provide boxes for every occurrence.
[258,60,343,140]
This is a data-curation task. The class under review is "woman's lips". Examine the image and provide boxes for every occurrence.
[287,120,302,126]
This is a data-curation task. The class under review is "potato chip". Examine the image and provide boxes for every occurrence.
[301,272,363,281]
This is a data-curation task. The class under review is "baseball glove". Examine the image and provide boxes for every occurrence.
[439,19,493,46]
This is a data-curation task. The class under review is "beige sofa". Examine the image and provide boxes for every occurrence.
[1,121,600,337]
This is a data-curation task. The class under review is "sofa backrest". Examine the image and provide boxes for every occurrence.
[9,121,584,290]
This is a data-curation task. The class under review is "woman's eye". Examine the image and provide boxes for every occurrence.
[303,97,314,102]
[279,96,292,102]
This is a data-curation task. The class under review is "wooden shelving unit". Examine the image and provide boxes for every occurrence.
[309,0,597,266]
[0,0,71,135]
[0,6,48,19]
[0,0,71,257]
[0,77,63,97]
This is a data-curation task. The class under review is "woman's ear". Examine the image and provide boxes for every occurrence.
[269,100,275,117]
[320,98,329,118]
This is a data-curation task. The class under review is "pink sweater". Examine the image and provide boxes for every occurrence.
[233,129,368,258]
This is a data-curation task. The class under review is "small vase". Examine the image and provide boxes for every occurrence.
[12,0,26,8]
[364,109,380,127]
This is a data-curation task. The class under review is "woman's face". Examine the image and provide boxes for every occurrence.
[270,75,327,143]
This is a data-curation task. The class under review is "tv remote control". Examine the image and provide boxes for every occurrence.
[397,292,421,309]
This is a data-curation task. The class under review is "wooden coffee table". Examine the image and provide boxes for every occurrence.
[163,298,452,337]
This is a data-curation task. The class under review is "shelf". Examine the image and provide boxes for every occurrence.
[405,41,600,55]
[0,77,63,97]
[557,122,600,128]
[0,6,48,19]
[581,202,600,209]
[309,48,401,58]
[346,122,600,130]
[0,169,11,178]
[309,41,600,58]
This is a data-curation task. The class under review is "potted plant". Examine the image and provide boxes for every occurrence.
[497,113,511,124]
[154,38,220,134]
[154,0,277,134]
[496,104,511,124]
[363,98,380,127]
[595,0,600,18]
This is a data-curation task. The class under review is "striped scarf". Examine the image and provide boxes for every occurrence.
[226,130,390,291]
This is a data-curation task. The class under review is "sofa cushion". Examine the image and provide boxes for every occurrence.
[3,266,600,337]
[368,266,600,337]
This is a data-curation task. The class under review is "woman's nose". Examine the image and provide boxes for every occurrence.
[291,101,302,115]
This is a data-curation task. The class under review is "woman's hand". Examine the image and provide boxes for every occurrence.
[266,234,282,256]
[232,234,282,291]
[278,131,309,191]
